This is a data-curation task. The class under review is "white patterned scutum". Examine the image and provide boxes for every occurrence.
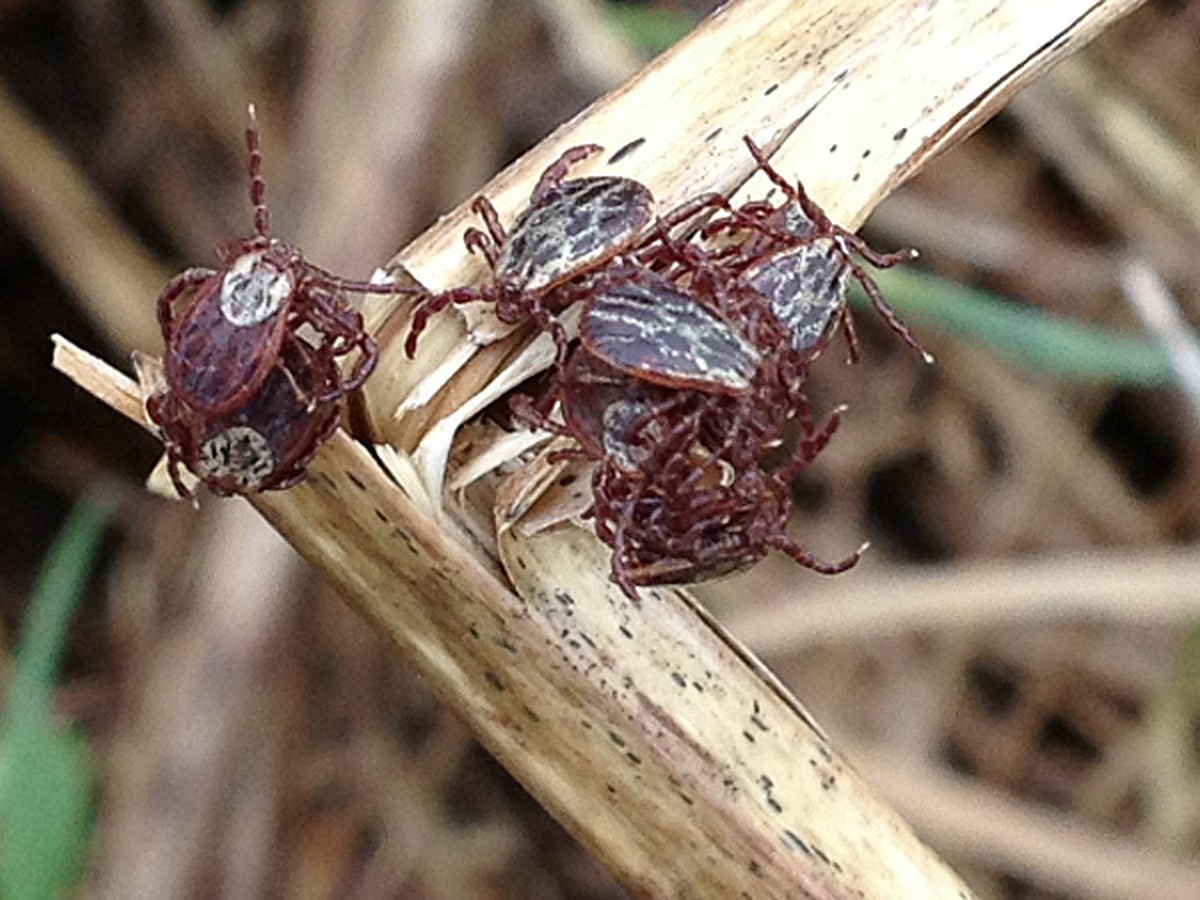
[220,252,293,326]
[198,426,276,489]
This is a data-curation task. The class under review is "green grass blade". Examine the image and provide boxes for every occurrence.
[0,496,112,900]
[861,268,1178,387]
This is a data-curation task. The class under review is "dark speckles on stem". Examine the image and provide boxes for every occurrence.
[522,705,541,723]
[554,590,575,607]
[783,830,810,855]
[705,127,722,143]
[764,83,779,96]
[494,636,519,654]
[829,143,838,154]
[608,138,645,165]
[851,172,861,182]
[670,671,686,688]
[625,751,642,766]
[750,714,769,732]
[758,773,782,813]
[893,126,908,141]
[346,471,367,492]
[742,730,756,743]
[608,730,627,748]
[748,859,763,877]
[373,508,389,524]
[861,148,871,159]
[619,624,633,640]
[678,792,694,806]
[483,670,505,691]
[390,527,417,554]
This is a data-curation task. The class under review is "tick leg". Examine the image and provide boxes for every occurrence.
[508,392,563,435]
[530,304,571,367]
[659,191,735,229]
[841,236,918,269]
[338,333,378,393]
[771,534,867,575]
[778,408,842,481]
[838,307,863,365]
[844,259,931,362]
[464,227,500,268]
[157,268,217,336]
[404,285,489,357]
[742,136,834,233]
[166,456,194,500]
[530,144,604,203]
[301,297,379,396]
[604,490,645,602]
[470,197,508,248]
[245,104,271,238]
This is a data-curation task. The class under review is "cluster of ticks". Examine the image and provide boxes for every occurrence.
[143,109,929,598]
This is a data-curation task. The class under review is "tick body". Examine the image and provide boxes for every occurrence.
[740,236,849,358]
[579,268,761,395]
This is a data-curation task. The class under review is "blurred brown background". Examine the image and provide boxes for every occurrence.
[2,1,1200,897]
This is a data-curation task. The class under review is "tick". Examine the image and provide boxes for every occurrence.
[404,144,729,360]
[514,346,863,599]
[156,105,414,417]
[709,137,929,364]
[146,339,342,497]
[405,144,655,358]
[578,267,762,395]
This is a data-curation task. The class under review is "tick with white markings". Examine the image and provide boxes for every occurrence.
[156,105,415,417]
[709,137,929,364]
[405,144,657,358]
[147,339,342,497]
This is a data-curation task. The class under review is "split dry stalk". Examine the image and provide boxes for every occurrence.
[54,0,1146,895]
